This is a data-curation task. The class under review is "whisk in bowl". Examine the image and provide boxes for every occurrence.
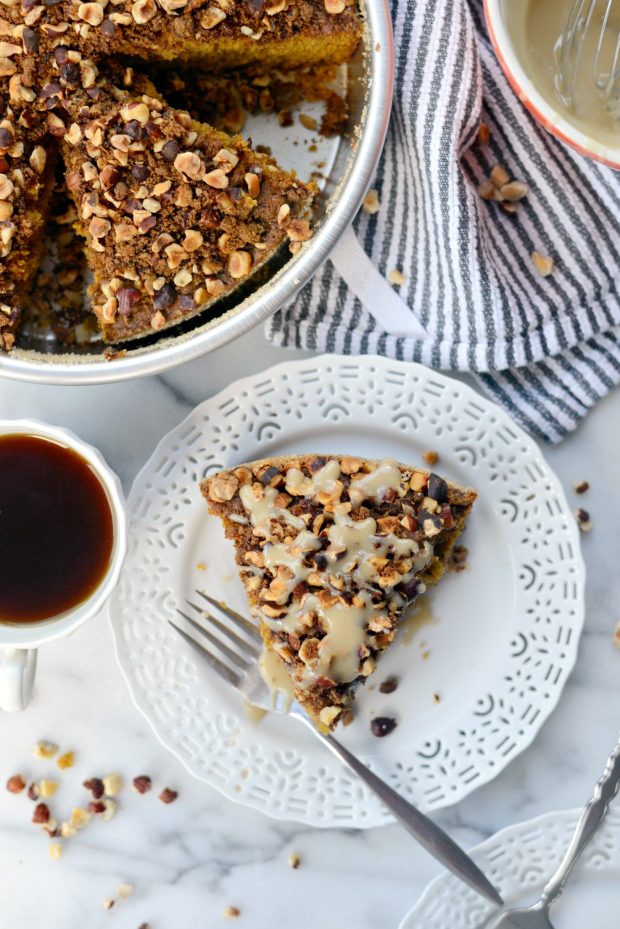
[557,0,620,118]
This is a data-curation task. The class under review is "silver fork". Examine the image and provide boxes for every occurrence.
[479,739,620,929]
[169,591,502,906]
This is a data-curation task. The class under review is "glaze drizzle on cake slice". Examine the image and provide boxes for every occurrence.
[202,454,476,732]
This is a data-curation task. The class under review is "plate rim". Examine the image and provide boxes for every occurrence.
[108,353,586,827]
[398,805,620,929]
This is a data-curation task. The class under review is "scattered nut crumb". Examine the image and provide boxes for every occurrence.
[6,774,26,794]
[61,822,77,839]
[102,773,123,797]
[423,450,439,466]
[132,775,152,794]
[387,268,407,286]
[370,717,397,738]
[57,752,75,770]
[224,906,241,918]
[84,777,105,799]
[33,741,58,760]
[532,251,554,277]
[39,780,58,800]
[103,897,115,911]
[614,622,620,648]
[138,924,152,929]
[196,561,207,571]
[102,798,117,821]
[477,164,528,213]
[27,782,40,801]
[379,676,399,695]
[362,189,380,214]
[288,852,301,869]
[88,800,106,815]
[69,807,91,830]
[299,113,317,131]
[159,787,178,804]
[573,480,589,495]
[433,692,442,704]
[477,123,491,145]
[575,508,592,532]
[117,883,134,899]
[48,842,63,860]
[32,802,50,825]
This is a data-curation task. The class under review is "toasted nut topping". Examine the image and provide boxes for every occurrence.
[88,217,111,239]
[228,250,252,279]
[29,145,46,174]
[33,741,58,760]
[362,189,380,214]
[131,0,157,22]
[209,472,240,503]
[423,450,439,466]
[224,906,240,918]
[277,203,290,225]
[102,773,122,797]
[182,229,203,252]
[324,0,345,12]
[245,172,260,198]
[78,2,104,24]
[173,151,203,180]
[159,787,178,804]
[200,6,226,28]
[120,102,149,125]
[214,148,239,172]
[532,251,554,277]
[0,174,14,199]
[6,774,25,793]
[151,310,166,331]
[319,706,341,726]
[204,168,229,189]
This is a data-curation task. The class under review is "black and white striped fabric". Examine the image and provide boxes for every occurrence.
[267,0,620,443]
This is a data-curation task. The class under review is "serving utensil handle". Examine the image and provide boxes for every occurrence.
[541,739,620,905]
[299,715,502,906]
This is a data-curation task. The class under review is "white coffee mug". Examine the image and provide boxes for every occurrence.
[0,419,127,711]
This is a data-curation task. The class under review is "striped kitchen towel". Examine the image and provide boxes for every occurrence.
[266,0,620,443]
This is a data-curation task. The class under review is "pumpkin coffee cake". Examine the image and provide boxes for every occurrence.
[203,455,476,732]
[0,0,362,350]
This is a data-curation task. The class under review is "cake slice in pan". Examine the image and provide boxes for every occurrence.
[202,454,476,732]
[59,71,315,343]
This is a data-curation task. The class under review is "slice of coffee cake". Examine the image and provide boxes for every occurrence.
[202,455,476,732]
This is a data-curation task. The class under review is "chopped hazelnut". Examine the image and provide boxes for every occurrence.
[57,752,75,770]
[39,780,58,799]
[33,741,58,760]
[159,787,178,804]
[573,480,589,495]
[288,852,301,869]
[6,774,25,794]
[117,883,134,898]
[532,251,554,277]
[32,802,50,825]
[362,189,380,214]
[228,250,252,279]
[48,842,63,860]
[224,906,241,918]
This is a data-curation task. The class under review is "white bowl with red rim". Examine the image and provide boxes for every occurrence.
[484,0,620,170]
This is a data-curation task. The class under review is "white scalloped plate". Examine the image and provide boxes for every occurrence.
[108,355,585,828]
[400,807,620,929]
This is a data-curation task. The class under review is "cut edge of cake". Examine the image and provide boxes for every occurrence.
[201,454,477,732]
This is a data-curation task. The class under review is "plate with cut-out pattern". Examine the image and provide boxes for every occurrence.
[108,354,585,828]
[400,807,620,928]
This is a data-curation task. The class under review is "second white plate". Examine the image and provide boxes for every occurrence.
[108,355,585,828]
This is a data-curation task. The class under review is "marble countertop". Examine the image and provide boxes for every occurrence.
[1,327,619,929]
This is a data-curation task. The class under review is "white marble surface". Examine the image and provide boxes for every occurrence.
[0,327,619,929]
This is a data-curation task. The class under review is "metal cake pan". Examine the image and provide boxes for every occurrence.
[0,0,394,384]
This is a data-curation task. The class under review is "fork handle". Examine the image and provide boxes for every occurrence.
[541,738,620,906]
[301,719,502,906]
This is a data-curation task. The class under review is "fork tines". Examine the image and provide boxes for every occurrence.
[169,591,261,687]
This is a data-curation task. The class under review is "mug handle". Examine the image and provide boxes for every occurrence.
[0,648,37,711]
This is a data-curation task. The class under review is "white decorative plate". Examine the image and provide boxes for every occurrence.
[108,355,585,828]
[399,807,620,929]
